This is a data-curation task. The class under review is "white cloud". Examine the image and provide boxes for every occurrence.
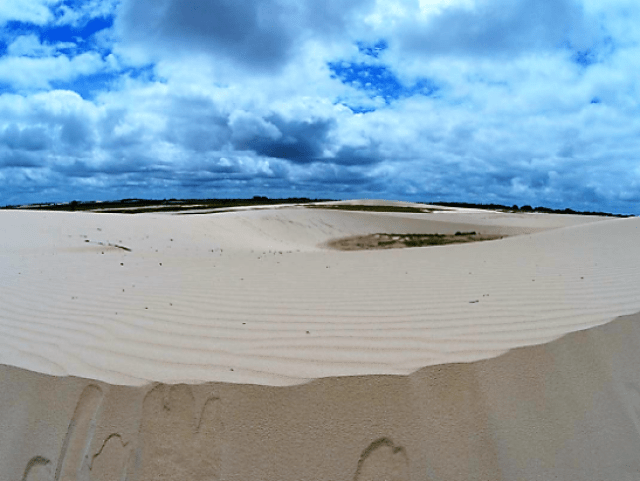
[0,0,57,25]
[7,35,55,57]
[0,52,108,89]
[53,0,118,26]
[229,111,282,144]
[1,0,639,212]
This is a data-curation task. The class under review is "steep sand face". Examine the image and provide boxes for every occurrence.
[2,203,640,480]
[4,313,640,481]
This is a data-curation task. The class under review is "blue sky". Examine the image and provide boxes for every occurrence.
[0,0,639,213]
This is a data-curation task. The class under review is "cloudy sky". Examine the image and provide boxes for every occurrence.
[0,0,638,213]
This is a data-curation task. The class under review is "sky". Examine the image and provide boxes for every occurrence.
[0,0,639,213]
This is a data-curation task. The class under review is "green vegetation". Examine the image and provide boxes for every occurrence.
[397,233,479,247]
[3,197,332,214]
[423,201,634,218]
[4,197,633,217]
[306,205,432,213]
[327,232,501,250]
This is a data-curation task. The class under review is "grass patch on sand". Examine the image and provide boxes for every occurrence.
[326,231,502,250]
[307,205,435,213]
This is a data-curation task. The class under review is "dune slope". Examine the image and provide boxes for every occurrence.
[1,203,640,480]
[0,207,638,386]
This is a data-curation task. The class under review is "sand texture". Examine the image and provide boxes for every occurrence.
[1,201,640,480]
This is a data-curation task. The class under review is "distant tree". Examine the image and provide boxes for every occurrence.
[70,200,78,211]
[521,205,533,212]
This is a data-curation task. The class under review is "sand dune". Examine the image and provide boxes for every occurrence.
[1,202,640,480]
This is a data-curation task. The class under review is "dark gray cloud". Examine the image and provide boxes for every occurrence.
[231,115,334,163]
[51,160,103,178]
[297,0,372,38]
[51,155,169,178]
[115,0,373,71]
[398,0,599,57]
[162,96,230,152]
[116,0,295,70]
[0,124,50,151]
[329,144,382,166]
[305,163,374,186]
[0,149,45,167]
[98,108,144,149]
[60,114,96,147]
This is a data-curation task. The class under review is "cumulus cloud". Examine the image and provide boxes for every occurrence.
[53,0,119,26]
[395,0,601,57]
[115,0,297,70]
[0,149,47,167]
[0,90,98,164]
[0,124,50,151]
[161,95,230,152]
[0,0,639,213]
[229,111,282,145]
[7,34,55,57]
[0,52,108,89]
[114,0,373,71]
[230,114,335,163]
[0,0,57,26]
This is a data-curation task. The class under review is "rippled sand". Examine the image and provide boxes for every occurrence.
[2,201,639,480]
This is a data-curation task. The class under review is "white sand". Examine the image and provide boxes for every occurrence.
[2,202,640,480]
